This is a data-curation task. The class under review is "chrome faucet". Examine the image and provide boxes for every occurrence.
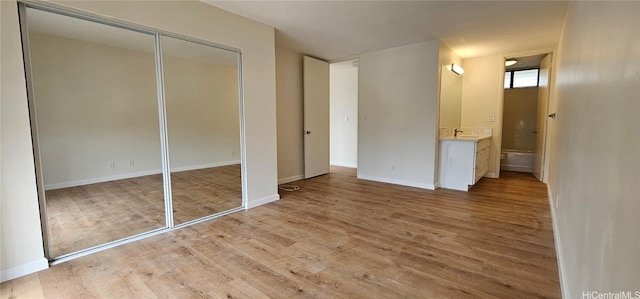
[454,128,464,137]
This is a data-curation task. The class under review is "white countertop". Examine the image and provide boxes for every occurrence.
[440,135,492,142]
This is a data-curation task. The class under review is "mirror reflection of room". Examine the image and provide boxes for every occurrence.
[25,7,243,259]
[162,36,242,225]
[27,8,166,258]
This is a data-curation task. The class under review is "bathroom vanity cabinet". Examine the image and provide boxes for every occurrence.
[439,136,491,191]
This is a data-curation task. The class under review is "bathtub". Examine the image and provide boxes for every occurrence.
[500,150,535,173]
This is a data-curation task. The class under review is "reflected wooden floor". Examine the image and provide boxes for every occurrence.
[45,165,242,258]
[2,167,560,298]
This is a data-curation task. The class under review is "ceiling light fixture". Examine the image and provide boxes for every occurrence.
[505,60,518,67]
[450,63,464,75]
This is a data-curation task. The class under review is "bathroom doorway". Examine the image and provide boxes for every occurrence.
[329,60,358,169]
[500,53,552,181]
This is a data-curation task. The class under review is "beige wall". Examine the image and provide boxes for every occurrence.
[460,55,504,178]
[1,0,278,281]
[275,47,305,183]
[1,1,48,281]
[358,41,440,189]
[549,1,640,296]
[329,63,358,168]
[502,87,538,152]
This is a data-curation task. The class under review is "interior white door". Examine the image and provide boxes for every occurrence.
[533,54,552,181]
[303,56,330,178]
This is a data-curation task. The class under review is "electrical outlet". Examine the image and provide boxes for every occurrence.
[128,159,135,167]
[108,161,116,169]
[230,151,235,157]
[486,115,496,122]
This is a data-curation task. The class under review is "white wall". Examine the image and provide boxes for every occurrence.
[329,62,358,168]
[1,0,278,281]
[0,1,49,281]
[275,47,305,184]
[549,1,640,296]
[460,55,504,178]
[358,41,440,189]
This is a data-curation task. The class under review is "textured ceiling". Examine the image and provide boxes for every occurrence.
[206,1,568,61]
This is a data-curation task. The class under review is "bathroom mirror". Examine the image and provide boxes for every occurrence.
[439,65,463,128]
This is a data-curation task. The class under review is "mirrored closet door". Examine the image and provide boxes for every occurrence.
[162,36,243,225]
[21,5,244,261]
[25,8,167,258]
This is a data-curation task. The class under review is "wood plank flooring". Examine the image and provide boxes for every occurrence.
[45,165,242,257]
[1,167,560,298]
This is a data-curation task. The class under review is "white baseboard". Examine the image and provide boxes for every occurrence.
[278,175,304,185]
[330,161,357,168]
[548,186,568,299]
[0,257,48,283]
[45,161,240,190]
[357,174,435,190]
[484,172,499,178]
[246,194,280,209]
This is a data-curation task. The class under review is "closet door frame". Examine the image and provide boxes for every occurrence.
[18,1,246,264]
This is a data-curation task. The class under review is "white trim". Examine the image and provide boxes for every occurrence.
[0,257,48,283]
[357,174,435,190]
[278,175,304,185]
[484,172,499,178]
[44,161,241,190]
[330,161,357,168]
[548,186,568,299]
[246,194,280,209]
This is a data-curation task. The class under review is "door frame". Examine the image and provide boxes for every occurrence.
[499,49,556,181]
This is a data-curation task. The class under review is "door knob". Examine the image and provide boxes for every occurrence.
[304,130,312,135]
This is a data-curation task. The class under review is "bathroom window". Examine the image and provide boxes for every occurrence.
[504,68,539,89]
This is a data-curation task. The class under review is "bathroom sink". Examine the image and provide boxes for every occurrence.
[456,135,480,139]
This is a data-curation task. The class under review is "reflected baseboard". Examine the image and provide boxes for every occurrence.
[44,160,241,190]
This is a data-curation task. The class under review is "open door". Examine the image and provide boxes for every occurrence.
[303,56,330,178]
[533,54,552,181]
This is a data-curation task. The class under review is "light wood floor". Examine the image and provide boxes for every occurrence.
[45,165,242,258]
[1,167,560,298]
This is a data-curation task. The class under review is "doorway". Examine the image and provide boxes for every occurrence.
[329,60,358,169]
[500,53,552,181]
